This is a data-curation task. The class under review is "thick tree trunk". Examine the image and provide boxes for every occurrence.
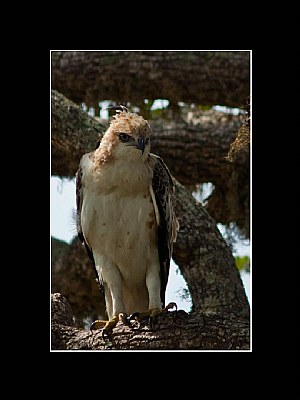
[51,293,250,350]
[51,51,250,109]
[173,181,249,317]
[51,89,249,237]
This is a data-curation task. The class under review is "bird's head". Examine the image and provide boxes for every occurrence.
[99,106,152,162]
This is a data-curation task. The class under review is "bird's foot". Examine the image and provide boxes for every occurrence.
[129,302,177,328]
[90,314,124,337]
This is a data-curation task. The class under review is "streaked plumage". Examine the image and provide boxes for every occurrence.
[76,107,179,332]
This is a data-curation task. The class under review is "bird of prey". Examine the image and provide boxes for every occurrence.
[76,105,179,335]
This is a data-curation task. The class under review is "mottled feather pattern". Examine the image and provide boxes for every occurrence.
[149,153,179,306]
[75,166,83,241]
[76,164,96,267]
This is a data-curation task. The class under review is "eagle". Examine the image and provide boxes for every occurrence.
[76,105,179,335]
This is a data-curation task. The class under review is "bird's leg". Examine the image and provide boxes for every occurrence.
[90,288,128,336]
[128,266,177,327]
[90,313,131,336]
[90,316,118,332]
[91,259,129,336]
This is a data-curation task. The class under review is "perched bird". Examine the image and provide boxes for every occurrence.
[76,105,179,335]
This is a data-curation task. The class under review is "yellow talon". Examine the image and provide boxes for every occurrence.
[90,315,120,335]
[91,304,178,333]
[90,319,107,330]
[102,315,119,335]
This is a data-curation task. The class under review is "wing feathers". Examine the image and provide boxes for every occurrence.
[149,153,179,306]
[76,164,95,265]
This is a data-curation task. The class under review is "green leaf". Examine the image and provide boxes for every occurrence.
[235,256,250,273]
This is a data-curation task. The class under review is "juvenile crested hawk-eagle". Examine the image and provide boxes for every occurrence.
[76,106,179,335]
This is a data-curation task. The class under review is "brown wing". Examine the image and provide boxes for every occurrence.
[149,154,179,307]
[75,163,95,266]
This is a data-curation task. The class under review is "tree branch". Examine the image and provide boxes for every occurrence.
[51,89,243,181]
[173,181,249,317]
[51,51,250,108]
[51,293,250,350]
[51,89,105,177]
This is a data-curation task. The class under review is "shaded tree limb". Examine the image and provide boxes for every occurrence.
[172,180,249,317]
[51,237,106,328]
[51,51,250,108]
[51,90,243,181]
[51,293,250,350]
[51,89,105,177]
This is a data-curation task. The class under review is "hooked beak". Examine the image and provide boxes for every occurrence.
[136,136,145,155]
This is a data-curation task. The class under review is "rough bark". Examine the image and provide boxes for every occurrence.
[51,90,242,181]
[51,89,249,237]
[51,293,250,350]
[51,89,105,177]
[51,51,250,109]
[51,237,106,328]
[172,180,249,317]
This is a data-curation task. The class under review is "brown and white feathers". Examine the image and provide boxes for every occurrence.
[76,107,179,317]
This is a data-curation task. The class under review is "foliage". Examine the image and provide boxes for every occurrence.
[176,287,192,306]
[197,104,212,111]
[235,256,250,273]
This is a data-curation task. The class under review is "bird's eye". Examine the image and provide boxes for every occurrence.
[119,133,130,142]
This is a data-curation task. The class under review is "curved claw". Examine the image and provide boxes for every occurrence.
[126,312,142,329]
[91,315,119,336]
[90,322,97,331]
[118,313,127,324]
[129,312,140,321]
[165,302,177,311]
[131,320,141,330]
[101,327,113,338]
[119,313,133,327]
[90,320,106,331]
